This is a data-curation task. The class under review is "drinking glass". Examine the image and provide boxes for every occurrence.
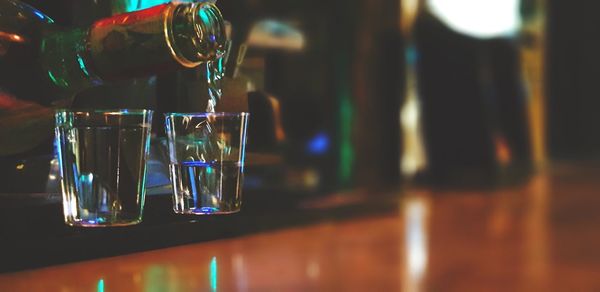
[164,112,249,214]
[55,109,153,227]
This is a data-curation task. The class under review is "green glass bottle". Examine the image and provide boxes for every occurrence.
[0,0,226,155]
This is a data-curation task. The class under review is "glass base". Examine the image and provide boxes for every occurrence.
[65,218,142,227]
[174,207,240,215]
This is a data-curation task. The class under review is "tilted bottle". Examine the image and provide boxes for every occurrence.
[0,0,226,156]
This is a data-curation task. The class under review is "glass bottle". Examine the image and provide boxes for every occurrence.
[0,0,226,156]
[1,0,225,103]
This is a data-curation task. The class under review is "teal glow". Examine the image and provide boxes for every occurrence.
[121,0,169,12]
[337,54,354,186]
[47,70,68,88]
[199,9,211,25]
[139,0,168,9]
[77,54,91,77]
[123,0,138,12]
[339,96,354,183]
[210,257,217,292]
[47,71,58,85]
[216,57,223,72]
[97,279,104,292]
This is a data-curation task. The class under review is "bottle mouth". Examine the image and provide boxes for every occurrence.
[166,2,227,68]
[192,3,227,59]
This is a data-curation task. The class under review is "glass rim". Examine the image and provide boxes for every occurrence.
[164,112,249,118]
[55,109,153,116]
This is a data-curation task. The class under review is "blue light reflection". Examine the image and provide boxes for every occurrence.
[307,132,330,155]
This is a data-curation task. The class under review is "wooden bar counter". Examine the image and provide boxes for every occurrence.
[1,163,600,291]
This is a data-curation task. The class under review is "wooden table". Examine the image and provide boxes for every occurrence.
[1,164,599,291]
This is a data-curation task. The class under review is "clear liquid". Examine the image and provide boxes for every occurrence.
[205,56,225,112]
[56,125,151,226]
[169,161,244,214]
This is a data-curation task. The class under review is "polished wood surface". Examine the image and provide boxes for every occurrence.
[1,165,600,291]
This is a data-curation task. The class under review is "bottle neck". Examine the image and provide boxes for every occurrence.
[41,27,102,98]
[167,2,227,67]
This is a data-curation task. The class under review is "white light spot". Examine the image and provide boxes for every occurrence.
[427,0,521,38]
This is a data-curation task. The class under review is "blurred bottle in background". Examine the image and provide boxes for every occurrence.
[217,0,406,193]
[236,0,406,192]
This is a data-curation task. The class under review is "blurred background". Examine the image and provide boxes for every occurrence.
[2,0,599,195]
[5,0,600,286]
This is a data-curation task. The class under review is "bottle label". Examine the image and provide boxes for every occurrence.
[89,4,179,81]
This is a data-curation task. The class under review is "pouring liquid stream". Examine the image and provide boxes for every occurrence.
[205,55,225,113]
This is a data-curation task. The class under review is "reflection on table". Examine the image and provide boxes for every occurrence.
[1,163,600,291]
